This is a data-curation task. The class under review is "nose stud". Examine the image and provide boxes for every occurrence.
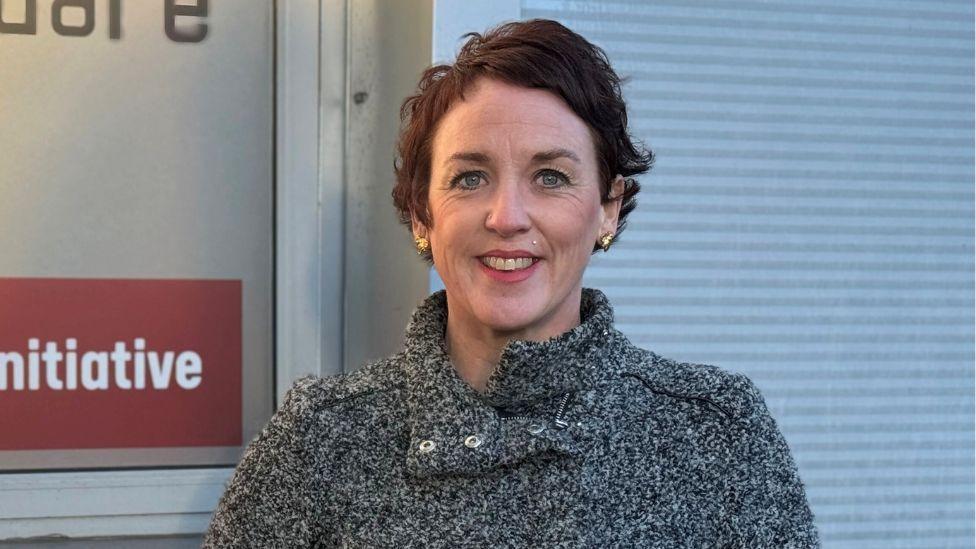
[532,240,537,245]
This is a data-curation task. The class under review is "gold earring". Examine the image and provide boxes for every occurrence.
[414,235,430,255]
[599,232,614,252]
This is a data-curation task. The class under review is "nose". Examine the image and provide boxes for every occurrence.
[485,178,531,237]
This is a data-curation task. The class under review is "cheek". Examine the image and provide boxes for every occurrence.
[428,200,477,256]
[545,201,602,255]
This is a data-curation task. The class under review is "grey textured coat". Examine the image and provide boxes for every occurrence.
[203,288,819,548]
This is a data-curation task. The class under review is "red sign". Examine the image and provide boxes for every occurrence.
[0,277,242,450]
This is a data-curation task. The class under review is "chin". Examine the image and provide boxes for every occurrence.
[472,295,546,335]
[480,315,537,336]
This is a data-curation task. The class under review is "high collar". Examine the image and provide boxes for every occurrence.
[402,287,615,406]
[399,288,616,477]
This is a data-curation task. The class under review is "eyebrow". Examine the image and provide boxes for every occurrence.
[445,151,491,166]
[443,148,581,167]
[532,148,581,164]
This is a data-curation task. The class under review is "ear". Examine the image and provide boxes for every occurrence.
[410,211,428,240]
[600,175,626,235]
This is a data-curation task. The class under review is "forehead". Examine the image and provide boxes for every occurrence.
[431,78,595,165]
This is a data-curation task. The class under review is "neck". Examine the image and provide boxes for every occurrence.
[444,287,583,393]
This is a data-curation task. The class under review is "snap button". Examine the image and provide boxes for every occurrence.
[464,434,483,448]
[527,422,546,435]
[418,439,436,453]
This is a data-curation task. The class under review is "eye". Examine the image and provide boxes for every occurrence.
[451,171,485,190]
[537,169,570,188]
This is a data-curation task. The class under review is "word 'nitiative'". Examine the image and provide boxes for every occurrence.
[0,338,203,391]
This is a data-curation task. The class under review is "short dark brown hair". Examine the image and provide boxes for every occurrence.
[392,18,653,260]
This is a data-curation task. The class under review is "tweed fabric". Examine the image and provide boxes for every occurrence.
[203,288,820,548]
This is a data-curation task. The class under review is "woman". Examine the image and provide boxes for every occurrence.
[204,19,819,548]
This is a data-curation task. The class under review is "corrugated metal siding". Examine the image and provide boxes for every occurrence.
[522,1,975,546]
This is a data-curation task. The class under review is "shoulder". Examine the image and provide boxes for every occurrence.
[612,336,767,423]
[279,354,405,419]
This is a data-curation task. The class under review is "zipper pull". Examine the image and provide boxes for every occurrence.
[553,392,572,429]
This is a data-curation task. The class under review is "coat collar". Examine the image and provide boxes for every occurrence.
[400,288,616,478]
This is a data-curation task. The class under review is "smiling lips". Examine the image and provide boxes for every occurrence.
[478,249,540,272]
[480,256,537,271]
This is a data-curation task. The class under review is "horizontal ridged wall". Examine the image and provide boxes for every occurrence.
[521,1,975,546]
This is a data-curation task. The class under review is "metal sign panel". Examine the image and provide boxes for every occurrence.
[0,0,273,469]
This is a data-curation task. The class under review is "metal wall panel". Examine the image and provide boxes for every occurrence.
[522,1,975,546]
[344,0,434,371]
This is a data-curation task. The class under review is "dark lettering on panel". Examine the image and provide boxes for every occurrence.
[0,0,38,35]
[52,0,94,37]
[164,0,207,43]
[0,0,208,43]
[108,0,120,39]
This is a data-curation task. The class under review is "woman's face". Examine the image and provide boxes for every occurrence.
[416,77,623,340]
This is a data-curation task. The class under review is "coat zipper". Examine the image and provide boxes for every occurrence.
[553,392,572,429]
[499,392,573,429]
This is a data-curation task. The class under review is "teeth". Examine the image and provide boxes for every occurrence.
[481,256,536,271]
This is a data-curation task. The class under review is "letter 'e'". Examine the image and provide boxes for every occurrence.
[164,0,207,43]
[0,0,37,35]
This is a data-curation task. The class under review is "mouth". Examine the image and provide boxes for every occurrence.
[478,256,539,272]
